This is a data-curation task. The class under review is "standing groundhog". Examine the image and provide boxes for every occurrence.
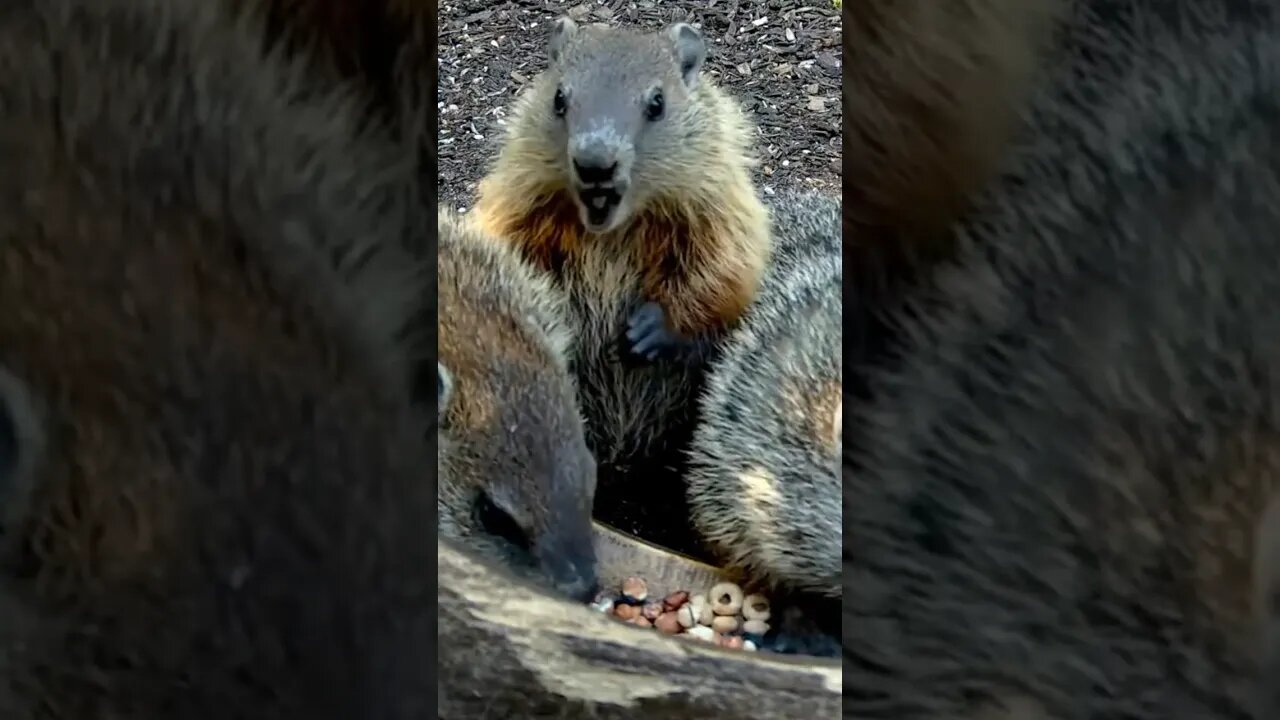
[686,189,842,602]
[0,0,437,715]
[436,208,599,602]
[844,1,1280,716]
[473,17,771,363]
[470,18,773,555]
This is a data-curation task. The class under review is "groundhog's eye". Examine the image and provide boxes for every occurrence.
[645,90,665,121]
[475,491,532,553]
[553,87,567,117]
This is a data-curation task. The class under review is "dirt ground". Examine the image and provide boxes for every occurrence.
[437,0,843,210]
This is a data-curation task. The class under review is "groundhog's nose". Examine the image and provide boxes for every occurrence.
[536,539,599,602]
[572,146,618,185]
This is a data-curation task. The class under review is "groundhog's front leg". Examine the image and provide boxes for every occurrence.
[624,301,717,364]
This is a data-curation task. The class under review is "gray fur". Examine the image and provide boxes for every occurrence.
[436,209,599,601]
[844,1,1280,717]
[687,190,843,599]
[0,0,436,716]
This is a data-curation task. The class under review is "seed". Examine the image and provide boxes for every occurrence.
[621,576,648,603]
[742,593,771,621]
[654,612,682,634]
[742,619,770,635]
[676,605,695,628]
[711,615,740,633]
[708,582,744,616]
[631,616,652,628]
[663,590,690,610]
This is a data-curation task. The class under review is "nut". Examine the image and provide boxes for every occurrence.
[654,612,682,634]
[621,576,648,602]
[613,603,640,621]
[742,593,771,621]
[663,590,690,610]
[742,619,770,636]
[631,616,652,628]
[676,605,695,628]
[708,582,744,616]
[711,615,740,633]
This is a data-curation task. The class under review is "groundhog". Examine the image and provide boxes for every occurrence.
[473,17,771,363]
[436,208,599,602]
[841,0,1064,407]
[0,0,439,715]
[469,18,772,557]
[686,189,842,602]
[843,1,1280,716]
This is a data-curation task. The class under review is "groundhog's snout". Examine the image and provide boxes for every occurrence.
[535,533,599,602]
[569,135,631,232]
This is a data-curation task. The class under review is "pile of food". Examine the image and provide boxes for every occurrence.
[591,576,773,652]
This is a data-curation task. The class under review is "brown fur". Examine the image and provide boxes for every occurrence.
[473,21,770,338]
[844,0,1062,262]
[437,208,598,600]
[839,0,1064,419]
[0,0,434,715]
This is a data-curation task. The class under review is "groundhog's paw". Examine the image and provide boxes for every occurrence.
[624,301,714,364]
[625,301,678,361]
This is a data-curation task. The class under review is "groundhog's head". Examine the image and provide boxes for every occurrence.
[537,17,709,234]
[437,212,599,602]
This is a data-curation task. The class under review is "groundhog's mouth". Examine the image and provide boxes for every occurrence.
[576,188,623,231]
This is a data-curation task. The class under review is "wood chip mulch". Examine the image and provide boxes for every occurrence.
[438,0,843,210]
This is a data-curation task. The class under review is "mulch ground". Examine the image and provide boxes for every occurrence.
[437,0,843,210]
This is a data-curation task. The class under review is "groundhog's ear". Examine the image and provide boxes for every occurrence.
[437,361,454,420]
[0,368,41,534]
[548,16,578,64]
[667,22,706,88]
